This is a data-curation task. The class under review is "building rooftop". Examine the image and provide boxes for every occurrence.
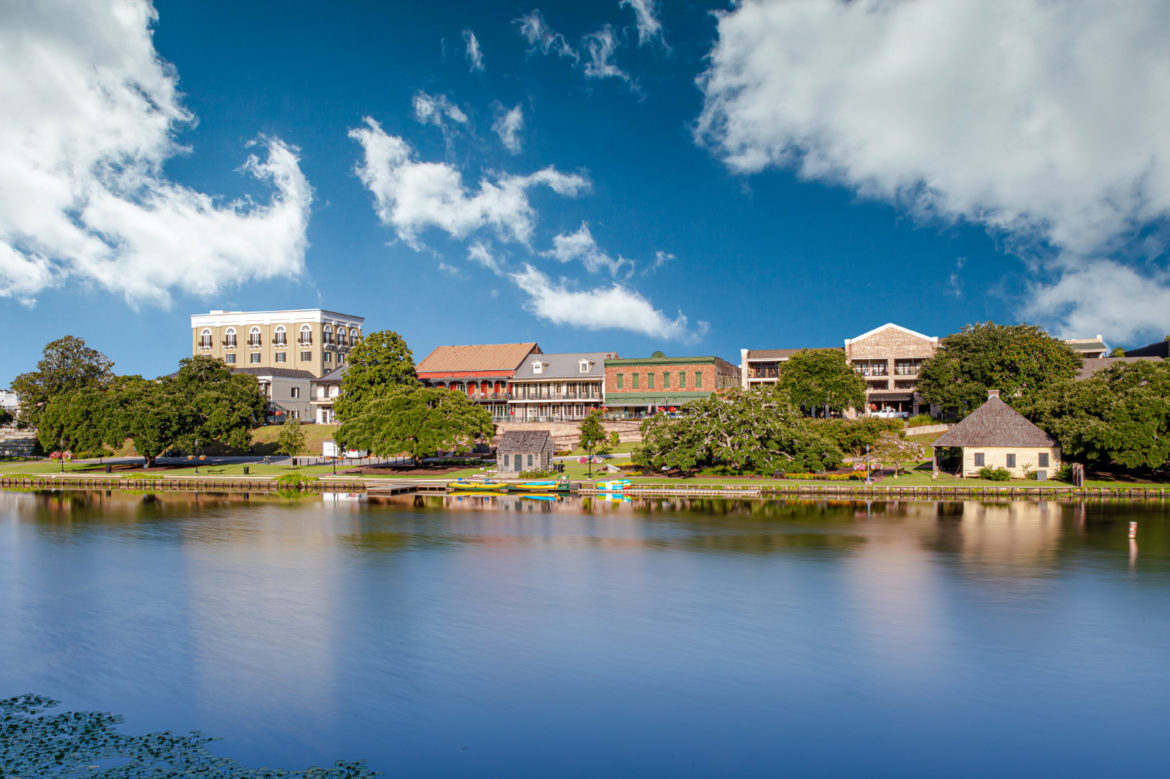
[933,393,1058,448]
[844,323,937,346]
[497,429,552,453]
[513,352,612,380]
[744,348,806,360]
[1126,340,1170,358]
[231,367,317,380]
[191,308,364,326]
[417,343,541,375]
[1075,356,1162,380]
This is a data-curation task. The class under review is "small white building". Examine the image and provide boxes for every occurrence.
[932,390,1061,479]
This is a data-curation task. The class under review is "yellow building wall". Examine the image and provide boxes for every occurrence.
[961,446,1061,478]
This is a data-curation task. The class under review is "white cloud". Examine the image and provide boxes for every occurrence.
[515,9,578,61]
[648,250,675,274]
[412,91,468,128]
[438,261,461,276]
[510,264,706,341]
[620,0,667,48]
[463,29,484,72]
[1025,260,1170,342]
[582,25,630,83]
[544,222,630,276]
[946,257,966,299]
[492,103,525,154]
[0,0,312,306]
[349,118,589,247]
[696,0,1170,339]
[467,241,502,274]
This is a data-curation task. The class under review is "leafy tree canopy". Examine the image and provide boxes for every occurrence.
[36,387,119,456]
[11,335,114,428]
[114,357,264,466]
[917,321,1080,417]
[632,390,843,475]
[775,349,866,417]
[1021,360,1170,472]
[334,330,419,420]
[336,385,493,464]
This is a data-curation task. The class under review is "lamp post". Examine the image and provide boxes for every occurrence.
[194,437,200,475]
[865,444,871,484]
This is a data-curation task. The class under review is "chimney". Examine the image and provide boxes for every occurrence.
[988,389,1001,399]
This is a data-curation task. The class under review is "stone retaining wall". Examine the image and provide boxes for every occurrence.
[494,420,643,450]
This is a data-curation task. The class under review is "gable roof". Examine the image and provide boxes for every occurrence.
[844,322,937,346]
[498,429,552,453]
[933,395,1058,448]
[513,352,611,380]
[416,343,540,374]
[313,365,347,384]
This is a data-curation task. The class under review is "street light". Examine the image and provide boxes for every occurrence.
[865,444,871,484]
[194,437,200,474]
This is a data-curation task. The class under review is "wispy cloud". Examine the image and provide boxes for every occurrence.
[491,103,525,154]
[620,0,668,49]
[349,118,588,247]
[412,91,468,128]
[511,264,706,341]
[515,9,578,61]
[582,25,631,83]
[463,29,484,72]
[544,222,631,276]
[0,0,312,306]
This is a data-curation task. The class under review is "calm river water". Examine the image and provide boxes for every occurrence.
[2,490,1169,777]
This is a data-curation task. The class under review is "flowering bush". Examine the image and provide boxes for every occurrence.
[781,471,866,481]
[48,451,73,462]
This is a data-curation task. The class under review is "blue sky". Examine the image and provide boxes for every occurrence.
[2,0,1168,386]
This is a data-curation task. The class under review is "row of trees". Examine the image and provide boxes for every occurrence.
[26,342,265,466]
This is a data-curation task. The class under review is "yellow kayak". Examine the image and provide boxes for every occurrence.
[447,480,503,491]
[511,480,562,492]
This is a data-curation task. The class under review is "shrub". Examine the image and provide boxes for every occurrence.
[780,471,866,481]
[275,472,318,490]
[977,466,1012,481]
[1055,464,1073,482]
[808,418,903,456]
[518,469,556,479]
[907,414,935,428]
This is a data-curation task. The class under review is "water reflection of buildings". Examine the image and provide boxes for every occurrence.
[911,500,1064,571]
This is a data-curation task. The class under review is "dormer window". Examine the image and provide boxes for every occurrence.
[532,361,544,374]
[579,360,591,374]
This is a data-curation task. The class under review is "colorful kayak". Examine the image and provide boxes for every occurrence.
[447,479,503,491]
[595,479,631,492]
[511,480,562,492]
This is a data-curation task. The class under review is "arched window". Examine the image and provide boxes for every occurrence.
[274,325,286,346]
[224,327,237,348]
[249,326,261,347]
[299,325,312,346]
[323,325,333,345]
[337,328,348,347]
[199,328,212,349]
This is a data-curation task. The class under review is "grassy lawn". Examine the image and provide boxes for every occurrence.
[904,431,945,445]
[559,442,638,456]
[250,424,340,455]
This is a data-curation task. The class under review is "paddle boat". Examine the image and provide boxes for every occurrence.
[446,478,504,492]
[595,478,631,492]
[511,479,562,493]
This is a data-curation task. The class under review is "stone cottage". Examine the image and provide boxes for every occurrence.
[497,430,554,476]
[932,390,1061,479]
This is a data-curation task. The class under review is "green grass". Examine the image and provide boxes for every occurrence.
[248,424,340,455]
[904,431,945,445]
[559,442,638,456]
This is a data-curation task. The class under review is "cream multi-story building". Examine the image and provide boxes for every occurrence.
[190,309,364,379]
[843,323,938,416]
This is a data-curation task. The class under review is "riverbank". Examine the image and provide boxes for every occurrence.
[3,471,1168,500]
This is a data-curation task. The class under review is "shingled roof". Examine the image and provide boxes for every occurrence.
[498,429,552,453]
[933,393,1057,448]
[416,343,540,374]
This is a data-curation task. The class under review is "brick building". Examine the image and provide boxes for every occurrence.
[416,342,542,422]
[843,323,939,416]
[603,354,740,419]
[738,348,806,390]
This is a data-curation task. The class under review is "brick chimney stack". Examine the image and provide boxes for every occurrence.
[988,389,1001,399]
